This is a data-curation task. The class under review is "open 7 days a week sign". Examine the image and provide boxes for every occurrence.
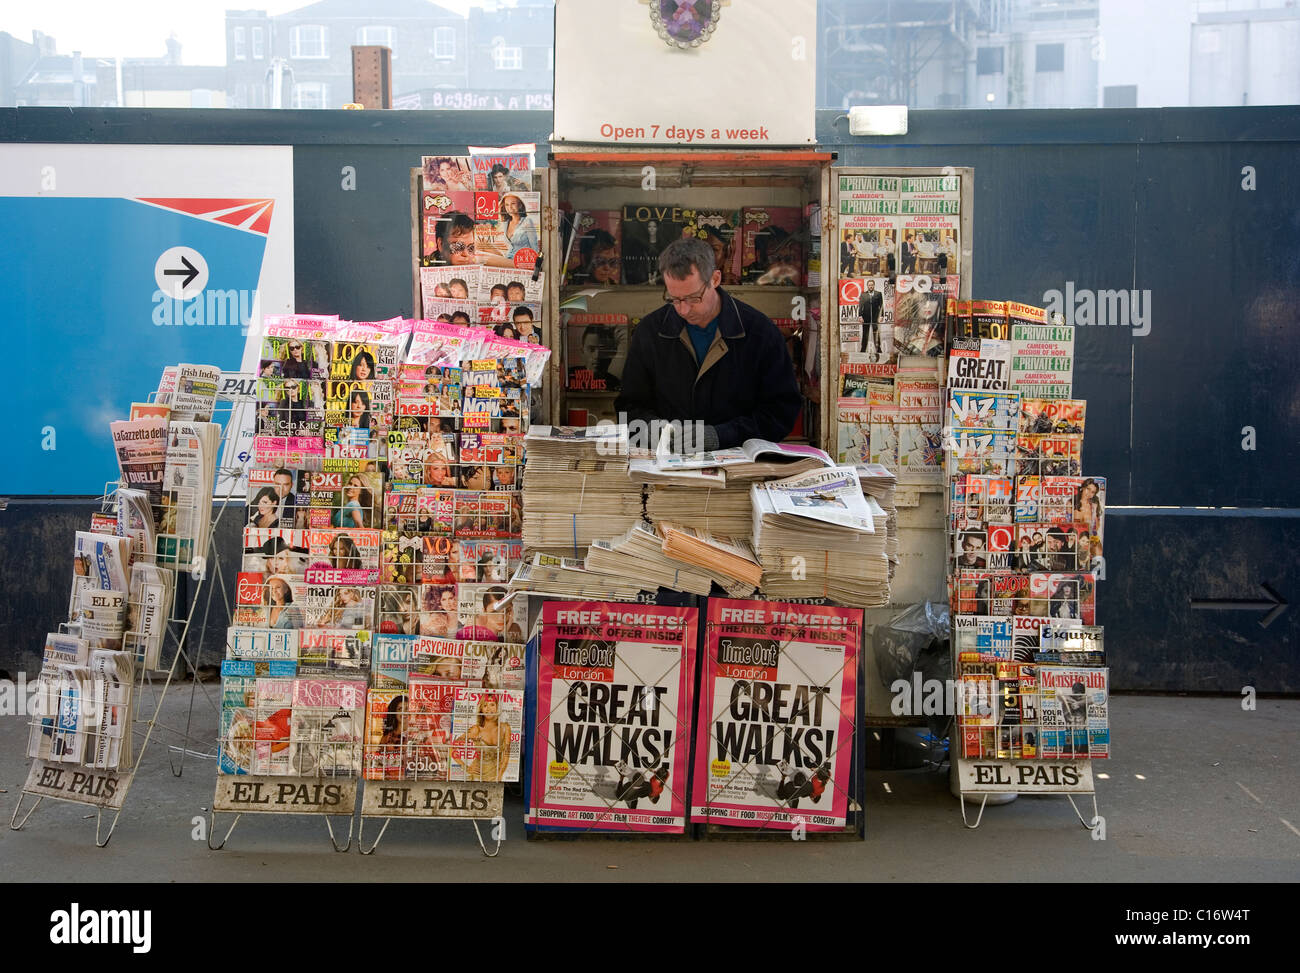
[553,0,816,146]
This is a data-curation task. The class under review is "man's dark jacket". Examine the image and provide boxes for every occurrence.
[613,286,802,449]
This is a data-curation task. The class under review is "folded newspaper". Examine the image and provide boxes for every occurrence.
[654,438,834,480]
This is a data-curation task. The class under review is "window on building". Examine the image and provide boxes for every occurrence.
[252,27,264,60]
[434,26,456,59]
[291,25,329,59]
[492,41,523,71]
[293,82,329,108]
[191,89,212,108]
[976,46,1004,76]
[1036,43,1065,73]
[358,26,395,55]
[233,27,246,61]
[1103,84,1138,108]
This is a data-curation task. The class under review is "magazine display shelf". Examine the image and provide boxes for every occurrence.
[827,166,974,727]
[942,309,1108,831]
[357,781,507,856]
[955,757,1098,830]
[208,778,357,853]
[543,149,832,447]
[167,390,261,780]
[11,401,240,848]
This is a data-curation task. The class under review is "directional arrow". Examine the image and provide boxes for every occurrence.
[1191,582,1288,629]
[163,255,199,290]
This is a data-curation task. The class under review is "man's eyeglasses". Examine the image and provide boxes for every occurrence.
[449,240,476,256]
[662,284,710,307]
[592,257,621,269]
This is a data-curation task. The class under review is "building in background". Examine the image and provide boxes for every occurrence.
[5,30,224,108]
[0,30,40,106]
[969,0,1099,109]
[819,0,985,109]
[225,1,470,109]
[4,0,1296,110]
[818,0,1104,110]
[1188,0,1300,107]
[1097,0,1193,108]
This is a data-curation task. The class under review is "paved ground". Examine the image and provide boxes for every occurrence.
[1,684,1296,882]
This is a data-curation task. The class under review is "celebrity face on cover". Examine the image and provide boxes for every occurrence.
[449,226,477,265]
[592,245,620,284]
[664,265,722,329]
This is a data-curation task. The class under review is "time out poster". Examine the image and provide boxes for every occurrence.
[527,600,697,833]
[691,598,861,831]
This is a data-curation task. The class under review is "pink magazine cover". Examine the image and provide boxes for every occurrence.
[528,601,698,833]
[690,598,860,831]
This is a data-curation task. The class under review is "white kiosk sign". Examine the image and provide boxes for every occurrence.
[554,0,817,146]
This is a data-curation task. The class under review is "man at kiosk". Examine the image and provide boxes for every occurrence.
[615,238,802,452]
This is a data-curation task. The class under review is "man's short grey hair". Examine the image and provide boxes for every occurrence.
[659,237,716,282]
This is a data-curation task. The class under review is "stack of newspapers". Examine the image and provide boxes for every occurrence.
[640,439,835,537]
[751,466,891,604]
[644,481,754,538]
[586,523,715,596]
[656,521,762,594]
[521,425,644,556]
[507,552,650,602]
[858,463,900,566]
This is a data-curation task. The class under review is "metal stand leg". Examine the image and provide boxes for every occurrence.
[358,816,393,855]
[8,793,43,831]
[325,814,353,853]
[1065,793,1100,831]
[95,808,123,849]
[207,810,241,851]
[960,794,990,829]
[471,819,503,857]
[171,555,224,779]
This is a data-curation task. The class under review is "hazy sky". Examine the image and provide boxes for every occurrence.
[0,0,486,65]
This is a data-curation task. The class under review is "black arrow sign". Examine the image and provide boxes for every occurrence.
[1191,582,1288,629]
[163,255,199,290]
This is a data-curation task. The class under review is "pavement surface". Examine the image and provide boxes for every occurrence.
[1,683,1297,882]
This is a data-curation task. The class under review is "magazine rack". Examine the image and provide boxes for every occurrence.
[207,780,357,853]
[167,388,261,779]
[956,757,1099,830]
[357,782,507,856]
[11,468,234,846]
[694,617,865,840]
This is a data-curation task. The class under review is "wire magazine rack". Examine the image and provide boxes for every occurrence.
[10,394,250,847]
